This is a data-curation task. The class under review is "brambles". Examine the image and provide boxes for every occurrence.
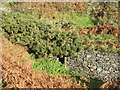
[9,2,85,15]
[79,25,120,53]
[80,25,120,37]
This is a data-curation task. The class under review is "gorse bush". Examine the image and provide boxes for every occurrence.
[2,11,119,63]
[2,11,83,63]
[29,29,81,58]
[2,11,39,45]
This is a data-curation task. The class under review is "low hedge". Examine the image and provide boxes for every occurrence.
[2,11,83,63]
[2,11,119,63]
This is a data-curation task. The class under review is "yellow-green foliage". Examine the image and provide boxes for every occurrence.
[2,11,83,62]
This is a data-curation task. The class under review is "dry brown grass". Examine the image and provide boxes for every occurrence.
[1,36,119,88]
[2,37,85,88]
[100,80,120,89]
[80,25,120,37]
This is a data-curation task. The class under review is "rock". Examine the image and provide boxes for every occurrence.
[91,66,97,70]
[97,67,102,72]
[87,55,92,58]
[83,61,88,64]
[106,58,109,60]
[65,50,120,82]
[97,54,101,57]
[91,69,94,71]
[112,64,117,67]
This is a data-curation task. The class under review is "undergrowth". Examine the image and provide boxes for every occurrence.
[31,57,104,88]
[1,11,119,63]
[1,2,119,88]
[82,34,119,53]
[31,58,88,87]
[49,12,94,29]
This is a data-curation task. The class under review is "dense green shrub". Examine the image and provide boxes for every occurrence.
[2,11,119,64]
[2,11,35,45]
[1,11,53,45]
[2,11,83,63]
[29,29,83,59]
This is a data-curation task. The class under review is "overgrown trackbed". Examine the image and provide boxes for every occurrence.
[2,37,83,88]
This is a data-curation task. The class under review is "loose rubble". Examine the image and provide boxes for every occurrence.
[65,50,120,82]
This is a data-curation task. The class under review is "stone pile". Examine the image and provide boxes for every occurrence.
[65,50,120,82]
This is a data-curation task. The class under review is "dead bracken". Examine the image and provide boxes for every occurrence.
[2,37,84,88]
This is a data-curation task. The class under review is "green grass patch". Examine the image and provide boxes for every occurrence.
[52,12,94,29]
[31,58,104,88]
[31,58,88,86]
[38,11,93,29]
[32,59,74,76]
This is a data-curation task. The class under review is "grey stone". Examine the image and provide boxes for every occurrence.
[87,55,92,58]
[65,49,120,82]
[106,58,109,60]
[97,67,102,72]
[83,61,88,64]
[91,66,97,70]
[112,64,117,67]
[91,69,94,71]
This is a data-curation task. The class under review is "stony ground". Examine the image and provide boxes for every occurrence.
[65,50,120,82]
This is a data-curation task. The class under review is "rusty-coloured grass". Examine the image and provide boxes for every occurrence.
[2,37,86,88]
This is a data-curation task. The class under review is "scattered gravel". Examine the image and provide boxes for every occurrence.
[65,50,120,82]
